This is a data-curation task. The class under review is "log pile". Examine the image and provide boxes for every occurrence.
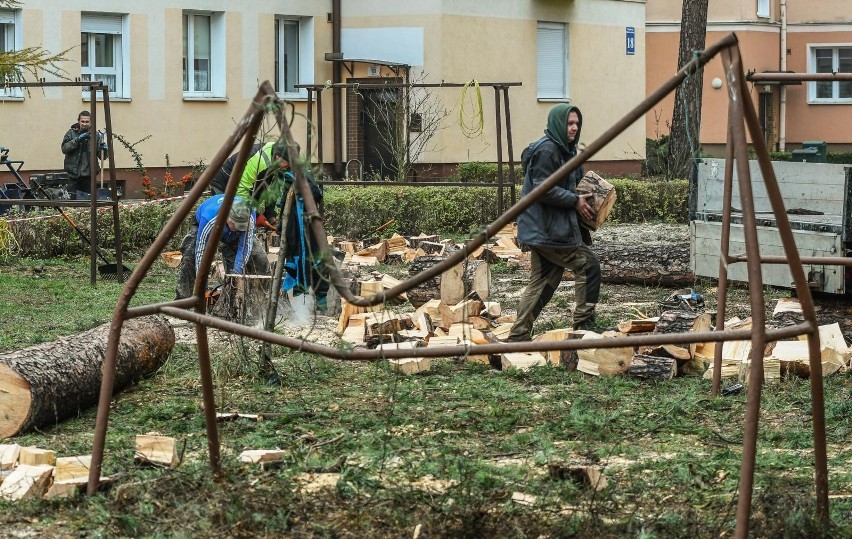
[0,444,110,501]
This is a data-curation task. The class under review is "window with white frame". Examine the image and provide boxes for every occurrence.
[0,9,21,98]
[537,21,568,100]
[81,13,129,98]
[809,45,852,103]
[274,15,313,99]
[183,11,225,97]
[757,0,770,18]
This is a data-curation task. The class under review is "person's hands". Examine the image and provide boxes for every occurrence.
[576,193,596,222]
[76,131,90,144]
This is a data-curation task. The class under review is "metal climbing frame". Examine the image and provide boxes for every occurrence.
[89,36,852,538]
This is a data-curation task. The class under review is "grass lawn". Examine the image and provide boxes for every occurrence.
[0,256,850,538]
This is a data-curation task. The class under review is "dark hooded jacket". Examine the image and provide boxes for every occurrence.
[516,104,585,249]
[61,122,101,181]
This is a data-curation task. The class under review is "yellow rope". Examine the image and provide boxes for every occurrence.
[0,218,20,262]
[457,79,485,139]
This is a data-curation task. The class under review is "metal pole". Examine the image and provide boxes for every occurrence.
[494,86,505,213]
[89,90,98,284]
[502,86,516,206]
[101,86,123,282]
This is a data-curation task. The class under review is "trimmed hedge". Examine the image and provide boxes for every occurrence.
[1,178,689,260]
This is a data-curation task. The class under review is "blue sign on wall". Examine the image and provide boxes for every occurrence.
[626,27,636,55]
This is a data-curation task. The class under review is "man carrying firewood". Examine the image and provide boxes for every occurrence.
[507,104,602,342]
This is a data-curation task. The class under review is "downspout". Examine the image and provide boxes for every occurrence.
[779,0,787,151]
[332,0,343,178]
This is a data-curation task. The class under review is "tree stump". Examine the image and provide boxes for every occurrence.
[627,355,677,380]
[0,316,175,438]
[407,256,445,308]
[440,259,491,305]
[213,274,273,325]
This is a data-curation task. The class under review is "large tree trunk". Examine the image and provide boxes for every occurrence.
[667,0,709,191]
[0,316,175,439]
[589,243,694,287]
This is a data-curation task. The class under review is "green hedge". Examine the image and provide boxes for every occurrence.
[1,178,689,260]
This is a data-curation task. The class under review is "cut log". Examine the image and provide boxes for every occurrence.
[419,242,446,256]
[617,318,658,334]
[0,464,54,501]
[501,352,546,371]
[18,447,55,466]
[239,449,286,464]
[575,171,617,231]
[593,243,693,287]
[389,357,431,375]
[0,316,174,439]
[739,358,781,386]
[491,323,514,341]
[355,240,387,262]
[0,444,20,470]
[439,300,484,329]
[481,302,502,318]
[467,316,492,331]
[639,310,711,362]
[767,338,846,378]
[407,234,439,249]
[53,455,91,482]
[576,331,633,376]
[135,435,178,467]
[627,355,676,380]
[458,339,491,364]
[408,256,445,308]
[440,260,491,305]
[212,274,273,324]
[44,476,111,499]
[533,328,580,367]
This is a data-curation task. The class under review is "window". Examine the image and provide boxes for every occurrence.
[274,16,313,99]
[81,13,129,98]
[757,0,770,18]
[808,46,852,103]
[183,12,225,97]
[537,22,568,100]
[0,9,22,98]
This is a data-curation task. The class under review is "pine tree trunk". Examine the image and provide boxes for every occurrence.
[592,243,694,287]
[667,0,709,186]
[0,316,175,438]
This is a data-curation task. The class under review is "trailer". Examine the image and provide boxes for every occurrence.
[691,158,851,294]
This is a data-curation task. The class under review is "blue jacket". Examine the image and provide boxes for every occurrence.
[194,195,256,274]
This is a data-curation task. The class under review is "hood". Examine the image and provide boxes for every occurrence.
[545,104,582,154]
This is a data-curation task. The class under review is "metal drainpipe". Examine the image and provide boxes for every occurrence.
[779,0,787,151]
[332,0,343,178]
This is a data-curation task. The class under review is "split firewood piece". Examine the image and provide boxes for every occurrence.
[336,298,383,334]
[440,260,491,305]
[808,323,852,372]
[379,273,408,302]
[389,357,431,375]
[385,235,409,255]
[494,314,515,325]
[439,299,484,329]
[403,247,426,262]
[481,302,502,318]
[458,339,491,364]
[739,357,781,386]
[627,354,676,380]
[419,242,446,256]
[350,255,379,266]
[134,435,178,468]
[44,476,111,499]
[575,331,633,376]
[426,335,460,347]
[0,444,20,471]
[496,236,519,250]
[490,323,514,342]
[467,316,492,331]
[53,455,92,482]
[0,464,54,501]
[407,234,439,249]
[398,312,433,340]
[574,170,617,231]
[501,352,546,371]
[239,449,286,464]
[0,316,174,439]
[767,338,846,378]
[364,312,408,336]
[407,256,445,308]
[773,297,803,317]
[617,318,658,334]
[495,222,518,238]
[414,298,443,326]
[18,447,55,467]
[448,323,489,345]
[640,309,712,361]
[355,241,387,263]
[467,246,500,263]
[375,341,421,353]
[533,328,580,367]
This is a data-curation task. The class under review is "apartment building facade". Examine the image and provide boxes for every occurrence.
[0,1,646,195]
[646,0,852,154]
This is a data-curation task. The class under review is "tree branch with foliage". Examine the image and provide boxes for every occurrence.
[0,0,70,86]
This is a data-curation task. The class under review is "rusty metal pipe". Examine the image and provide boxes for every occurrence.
[502,86,517,205]
[88,84,277,495]
[494,85,505,213]
[748,72,852,82]
[712,121,737,396]
[101,87,124,283]
[727,254,852,266]
[737,51,830,524]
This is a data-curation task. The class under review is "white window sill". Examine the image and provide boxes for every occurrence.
[83,96,132,103]
[537,98,572,103]
[0,96,25,102]
[808,100,852,105]
[183,95,228,102]
[278,92,308,102]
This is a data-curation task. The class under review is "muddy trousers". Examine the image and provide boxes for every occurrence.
[507,244,601,342]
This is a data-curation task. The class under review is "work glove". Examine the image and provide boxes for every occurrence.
[76,132,90,144]
[100,142,109,152]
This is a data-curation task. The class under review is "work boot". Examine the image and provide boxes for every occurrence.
[572,317,612,333]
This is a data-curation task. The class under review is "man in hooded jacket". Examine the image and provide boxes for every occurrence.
[507,104,602,341]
